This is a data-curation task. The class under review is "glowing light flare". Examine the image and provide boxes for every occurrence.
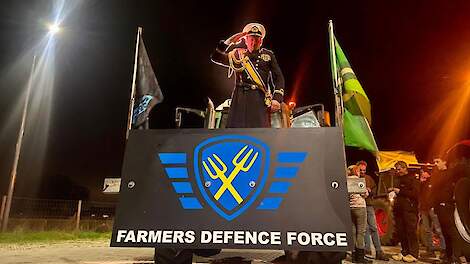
[289,49,314,105]
[288,101,296,109]
[47,23,61,35]
[414,81,470,159]
[0,0,82,195]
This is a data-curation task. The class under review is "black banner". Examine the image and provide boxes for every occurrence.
[132,34,163,128]
[111,128,352,251]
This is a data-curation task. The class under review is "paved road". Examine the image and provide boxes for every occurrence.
[0,240,442,264]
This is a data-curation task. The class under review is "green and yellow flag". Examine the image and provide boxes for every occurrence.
[329,24,378,153]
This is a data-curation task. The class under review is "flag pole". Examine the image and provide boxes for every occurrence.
[126,27,143,140]
[328,20,344,129]
[2,55,36,232]
[329,20,349,176]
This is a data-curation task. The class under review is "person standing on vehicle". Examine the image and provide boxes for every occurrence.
[390,161,421,263]
[154,23,285,264]
[356,161,389,261]
[211,22,285,128]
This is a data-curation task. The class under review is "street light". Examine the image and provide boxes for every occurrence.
[1,55,36,232]
[47,23,61,35]
[1,20,61,232]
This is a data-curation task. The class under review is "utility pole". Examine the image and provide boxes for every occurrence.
[2,55,36,232]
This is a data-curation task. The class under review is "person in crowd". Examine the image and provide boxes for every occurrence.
[356,161,389,261]
[430,156,470,264]
[390,161,421,263]
[419,167,446,259]
[347,165,372,264]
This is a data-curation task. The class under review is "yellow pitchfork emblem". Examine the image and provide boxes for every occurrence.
[202,145,259,204]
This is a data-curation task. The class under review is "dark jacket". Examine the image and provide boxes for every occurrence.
[396,172,421,202]
[429,169,455,206]
[211,41,285,128]
[364,174,376,205]
[419,179,433,211]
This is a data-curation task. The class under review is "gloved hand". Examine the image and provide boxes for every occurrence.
[225,38,247,53]
[271,100,281,112]
[224,32,247,45]
[231,38,246,49]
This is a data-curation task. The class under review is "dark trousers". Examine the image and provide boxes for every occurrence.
[436,204,457,261]
[434,203,470,261]
[394,197,419,258]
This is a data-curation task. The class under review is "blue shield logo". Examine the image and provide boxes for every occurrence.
[194,135,270,221]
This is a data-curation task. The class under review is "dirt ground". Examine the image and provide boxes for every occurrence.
[0,239,442,264]
[0,240,154,264]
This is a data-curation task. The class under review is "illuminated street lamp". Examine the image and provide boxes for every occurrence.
[1,55,36,232]
[47,23,61,35]
[1,21,60,232]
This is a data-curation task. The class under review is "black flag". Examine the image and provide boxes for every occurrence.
[132,34,163,128]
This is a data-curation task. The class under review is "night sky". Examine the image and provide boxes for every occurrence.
[0,0,469,200]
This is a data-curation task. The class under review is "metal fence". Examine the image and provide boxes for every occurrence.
[0,196,116,232]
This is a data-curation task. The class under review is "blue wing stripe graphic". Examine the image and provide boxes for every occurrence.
[165,168,189,178]
[257,197,283,210]
[277,152,307,163]
[158,153,187,164]
[268,182,292,194]
[179,197,203,209]
[171,182,193,193]
[273,167,299,178]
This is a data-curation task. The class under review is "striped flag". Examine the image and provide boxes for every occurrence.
[334,38,371,125]
[329,24,378,153]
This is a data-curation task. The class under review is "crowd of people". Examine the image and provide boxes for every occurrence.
[346,158,468,264]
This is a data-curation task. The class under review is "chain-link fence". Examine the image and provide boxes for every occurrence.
[0,196,116,232]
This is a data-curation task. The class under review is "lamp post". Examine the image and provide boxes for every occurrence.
[1,55,36,232]
[1,23,61,232]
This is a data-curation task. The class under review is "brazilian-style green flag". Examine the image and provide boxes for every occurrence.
[343,109,378,152]
[334,38,371,124]
[329,23,378,153]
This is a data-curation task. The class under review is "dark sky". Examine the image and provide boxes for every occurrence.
[0,0,469,200]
